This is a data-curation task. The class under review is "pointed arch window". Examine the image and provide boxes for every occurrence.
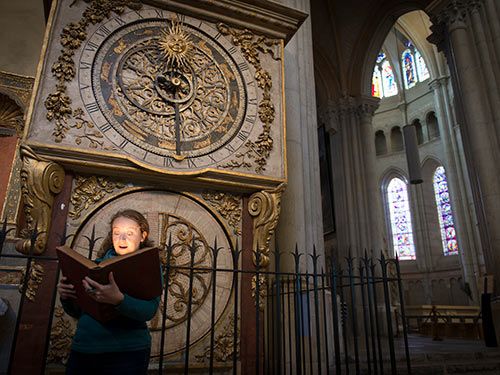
[433,166,459,256]
[401,41,430,88]
[402,49,417,89]
[372,52,398,98]
[415,50,430,81]
[387,177,416,260]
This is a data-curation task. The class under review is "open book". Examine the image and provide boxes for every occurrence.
[56,245,162,322]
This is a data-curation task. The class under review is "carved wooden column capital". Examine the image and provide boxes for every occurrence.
[16,145,65,255]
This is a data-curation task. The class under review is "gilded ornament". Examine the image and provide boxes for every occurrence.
[201,191,242,235]
[19,262,44,302]
[69,175,125,220]
[70,108,104,148]
[251,274,267,310]
[0,268,23,284]
[44,0,142,143]
[0,93,24,137]
[149,214,212,329]
[195,315,239,363]
[158,19,194,68]
[0,70,34,108]
[47,306,75,364]
[17,145,65,255]
[248,183,286,267]
[216,24,280,174]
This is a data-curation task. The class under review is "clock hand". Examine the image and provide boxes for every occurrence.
[174,93,181,156]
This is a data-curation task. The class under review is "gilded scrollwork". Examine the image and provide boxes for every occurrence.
[47,306,75,364]
[217,24,281,173]
[195,315,240,363]
[149,213,212,330]
[201,191,242,236]
[19,262,44,302]
[45,0,142,144]
[248,183,286,268]
[0,94,24,137]
[17,145,65,255]
[69,175,125,220]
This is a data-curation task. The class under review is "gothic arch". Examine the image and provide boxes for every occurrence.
[355,1,433,97]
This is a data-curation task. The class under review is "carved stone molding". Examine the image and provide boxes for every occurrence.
[16,145,65,255]
[428,0,483,30]
[201,191,242,236]
[325,96,380,131]
[248,183,286,268]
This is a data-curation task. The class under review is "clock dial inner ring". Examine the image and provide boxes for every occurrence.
[93,21,247,158]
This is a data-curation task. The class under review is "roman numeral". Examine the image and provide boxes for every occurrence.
[134,11,144,19]
[142,151,149,160]
[238,62,249,71]
[228,46,237,54]
[85,40,99,52]
[187,158,197,168]
[95,25,111,38]
[119,139,129,149]
[237,130,250,141]
[100,123,112,133]
[177,14,185,23]
[213,32,222,41]
[114,17,126,26]
[248,97,257,105]
[79,61,92,70]
[245,115,256,123]
[225,143,236,153]
[154,9,164,18]
[208,154,216,163]
[79,83,90,91]
[85,102,99,113]
[163,157,174,167]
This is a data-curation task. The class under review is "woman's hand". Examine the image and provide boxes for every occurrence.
[82,272,124,306]
[57,276,77,300]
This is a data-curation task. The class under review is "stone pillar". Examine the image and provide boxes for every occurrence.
[324,96,378,259]
[275,0,324,271]
[429,76,481,301]
[428,0,500,291]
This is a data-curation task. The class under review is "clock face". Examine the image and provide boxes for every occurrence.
[70,190,235,354]
[78,8,258,170]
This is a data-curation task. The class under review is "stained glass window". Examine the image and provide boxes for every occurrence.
[387,177,416,260]
[402,49,417,89]
[372,51,397,99]
[415,50,430,81]
[376,52,386,64]
[381,60,398,97]
[433,166,459,256]
[372,68,382,98]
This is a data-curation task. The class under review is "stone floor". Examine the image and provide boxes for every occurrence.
[385,334,500,374]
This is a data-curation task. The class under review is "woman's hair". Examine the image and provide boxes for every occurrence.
[96,209,154,258]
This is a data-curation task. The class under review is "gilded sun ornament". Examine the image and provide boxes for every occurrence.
[158,20,193,68]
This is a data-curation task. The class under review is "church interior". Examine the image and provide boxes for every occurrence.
[1,0,500,373]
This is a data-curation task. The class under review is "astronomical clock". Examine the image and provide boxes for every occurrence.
[12,0,305,371]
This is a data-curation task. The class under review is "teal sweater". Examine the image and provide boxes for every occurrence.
[61,249,160,353]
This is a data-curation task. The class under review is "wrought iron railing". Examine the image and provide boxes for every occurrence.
[0,218,412,374]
